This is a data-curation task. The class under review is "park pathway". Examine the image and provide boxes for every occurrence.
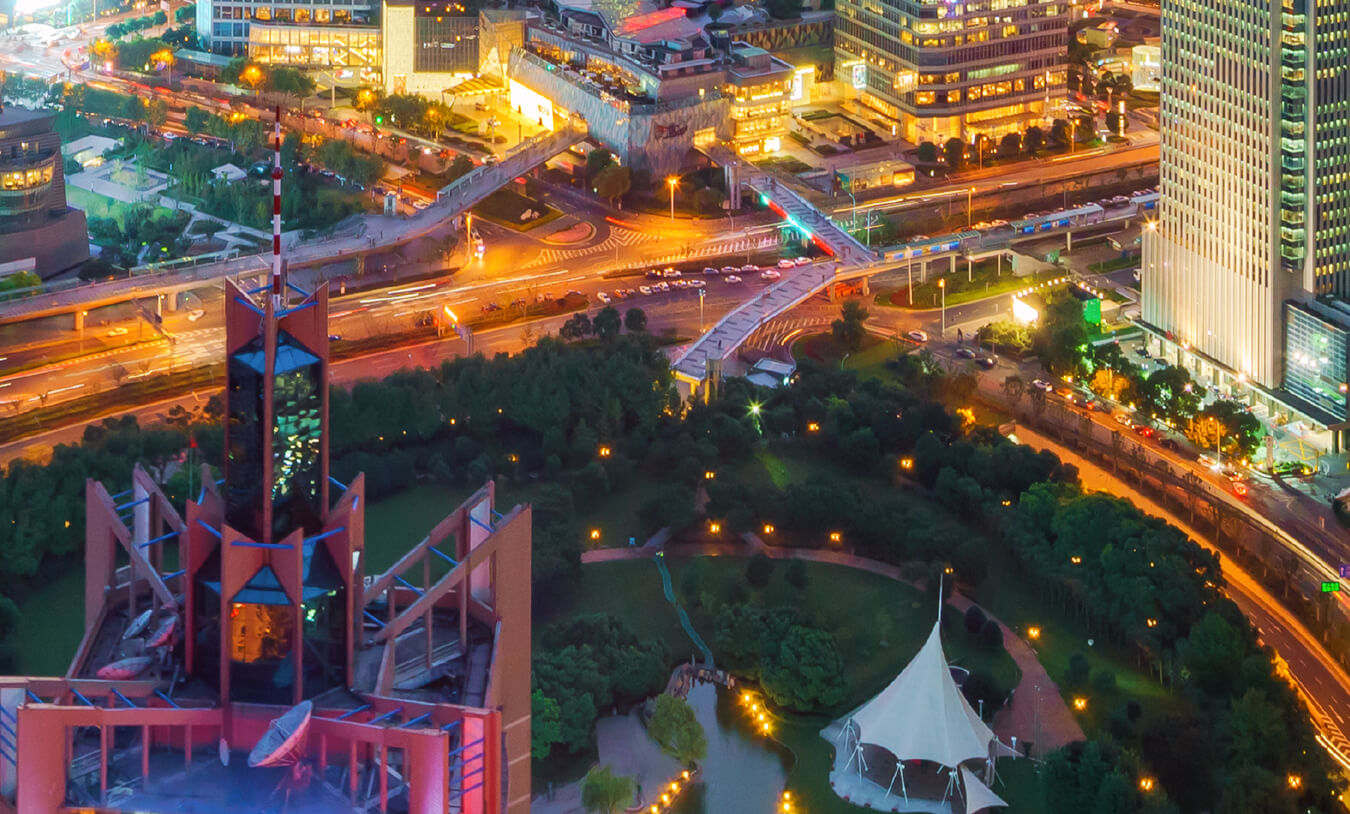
[582,536,1085,755]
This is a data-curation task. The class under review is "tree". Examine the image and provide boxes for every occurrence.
[1031,292,1089,377]
[943,137,966,170]
[760,625,847,711]
[580,766,634,814]
[593,306,622,341]
[745,552,774,587]
[785,559,808,590]
[624,307,647,333]
[184,106,210,135]
[1024,126,1044,153]
[706,1,723,20]
[831,300,869,353]
[586,147,614,178]
[765,0,801,19]
[1187,399,1262,459]
[531,690,562,758]
[1050,119,1071,148]
[647,693,708,765]
[593,163,631,207]
[916,141,938,163]
[559,313,592,340]
[694,185,726,215]
[998,132,1021,159]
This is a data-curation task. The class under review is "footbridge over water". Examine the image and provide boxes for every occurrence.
[0,122,588,326]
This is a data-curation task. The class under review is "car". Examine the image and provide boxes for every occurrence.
[1134,347,1151,358]
[1031,379,1052,391]
[703,267,720,275]
[674,279,688,288]
[721,266,739,275]
[597,292,612,304]
[725,275,743,284]
[646,270,663,279]
[760,270,781,281]
[1133,425,1155,438]
[1199,454,1218,469]
[510,298,528,309]
[638,285,654,295]
[777,258,795,269]
[741,264,758,273]
[613,289,628,299]
[688,279,706,289]
[328,334,343,341]
[483,155,502,165]
[187,309,206,322]
[662,268,681,278]
[1114,413,1133,427]
[989,219,1008,227]
[481,302,501,312]
[954,347,977,359]
[907,330,929,343]
[794,256,812,266]
[1159,438,1179,451]
[976,357,997,369]
[656,282,670,292]
[413,200,429,210]
[1232,480,1249,497]
[107,327,129,337]
[1272,461,1314,477]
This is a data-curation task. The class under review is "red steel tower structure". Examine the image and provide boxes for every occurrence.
[0,172,532,814]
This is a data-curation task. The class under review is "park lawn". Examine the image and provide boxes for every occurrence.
[876,266,1057,311]
[587,475,670,549]
[65,185,163,228]
[791,332,884,367]
[14,566,85,676]
[843,338,905,380]
[533,558,688,657]
[471,188,563,232]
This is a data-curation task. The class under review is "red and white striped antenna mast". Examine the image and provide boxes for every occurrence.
[270,106,286,310]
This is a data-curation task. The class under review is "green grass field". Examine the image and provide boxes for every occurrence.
[65,185,165,228]
[876,266,1057,311]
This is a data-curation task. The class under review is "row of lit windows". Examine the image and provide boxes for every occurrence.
[0,166,53,191]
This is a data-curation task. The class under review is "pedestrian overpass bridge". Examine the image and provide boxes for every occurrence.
[0,122,588,326]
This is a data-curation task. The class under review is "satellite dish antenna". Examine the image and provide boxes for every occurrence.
[248,700,314,768]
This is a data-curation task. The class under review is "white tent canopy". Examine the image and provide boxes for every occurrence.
[849,620,996,767]
[960,766,1008,814]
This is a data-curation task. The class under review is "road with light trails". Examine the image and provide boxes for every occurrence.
[832,143,1158,218]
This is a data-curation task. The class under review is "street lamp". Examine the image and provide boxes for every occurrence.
[152,48,174,85]
[667,176,679,222]
[939,277,946,336]
[241,64,263,93]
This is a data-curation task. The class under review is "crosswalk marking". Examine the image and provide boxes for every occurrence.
[526,228,657,268]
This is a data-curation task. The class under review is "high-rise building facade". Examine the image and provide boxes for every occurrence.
[1143,0,1350,395]
[833,0,1069,144]
[0,107,89,276]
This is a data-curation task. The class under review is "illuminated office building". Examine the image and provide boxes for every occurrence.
[833,0,1069,143]
[1142,0,1350,441]
[196,0,376,62]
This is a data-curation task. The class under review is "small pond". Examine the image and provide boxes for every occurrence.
[675,681,788,814]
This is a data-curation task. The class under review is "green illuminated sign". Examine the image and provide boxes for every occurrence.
[1321,581,1341,593]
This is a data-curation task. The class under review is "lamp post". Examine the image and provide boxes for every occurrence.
[966,186,973,230]
[698,287,706,332]
[667,176,678,222]
[907,248,914,305]
[939,277,946,336]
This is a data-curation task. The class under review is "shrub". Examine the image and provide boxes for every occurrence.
[979,618,1002,650]
[1066,652,1091,689]
[745,552,774,588]
[964,605,987,636]
[1091,669,1117,694]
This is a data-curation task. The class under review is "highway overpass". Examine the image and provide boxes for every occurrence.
[0,122,587,326]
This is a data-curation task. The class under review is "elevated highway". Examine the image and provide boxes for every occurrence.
[0,122,587,326]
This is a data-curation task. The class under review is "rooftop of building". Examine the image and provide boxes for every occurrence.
[480,6,537,23]
[176,48,236,68]
[0,105,54,140]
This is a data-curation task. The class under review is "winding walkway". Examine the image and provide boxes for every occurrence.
[582,537,1084,756]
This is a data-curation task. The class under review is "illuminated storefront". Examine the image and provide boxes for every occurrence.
[509,77,557,130]
[726,42,792,155]
[248,22,381,78]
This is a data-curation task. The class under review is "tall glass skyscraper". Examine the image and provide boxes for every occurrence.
[1143,0,1350,394]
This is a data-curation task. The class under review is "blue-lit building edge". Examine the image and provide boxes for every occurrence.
[1282,300,1350,424]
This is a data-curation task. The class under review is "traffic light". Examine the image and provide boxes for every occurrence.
[374,114,384,125]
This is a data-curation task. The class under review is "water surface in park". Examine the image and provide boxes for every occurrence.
[677,681,787,814]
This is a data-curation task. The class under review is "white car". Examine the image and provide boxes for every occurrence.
[906,330,928,342]
[703,267,719,275]
[674,279,688,288]
[657,282,670,292]
[741,264,758,272]
[725,275,743,284]
[187,309,206,322]
[760,270,781,281]
[721,266,739,275]
[1031,379,1053,392]
[596,291,612,304]
[688,279,706,289]
[638,285,653,295]
[107,327,129,337]
[776,258,795,269]
[793,256,811,266]
[662,268,681,278]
